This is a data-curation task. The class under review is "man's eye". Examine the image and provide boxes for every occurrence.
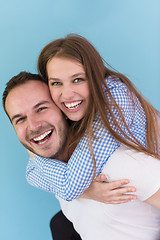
[74,78,84,83]
[37,107,47,112]
[16,117,25,124]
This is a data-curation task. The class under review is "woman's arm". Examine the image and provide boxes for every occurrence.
[80,174,137,204]
[26,77,146,200]
[26,158,56,193]
[26,159,137,203]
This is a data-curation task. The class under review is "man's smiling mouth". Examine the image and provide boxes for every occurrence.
[31,130,53,145]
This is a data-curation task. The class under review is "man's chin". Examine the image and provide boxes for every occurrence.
[21,142,64,160]
[21,142,48,158]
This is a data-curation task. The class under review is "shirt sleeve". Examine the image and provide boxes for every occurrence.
[105,76,146,145]
[26,134,119,200]
[26,157,57,193]
[26,77,147,200]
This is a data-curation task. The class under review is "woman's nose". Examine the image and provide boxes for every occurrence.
[61,85,75,100]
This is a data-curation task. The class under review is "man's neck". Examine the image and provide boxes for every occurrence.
[51,137,70,163]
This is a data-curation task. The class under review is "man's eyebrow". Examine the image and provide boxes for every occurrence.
[48,72,86,81]
[11,114,23,122]
[33,101,50,109]
[11,101,50,122]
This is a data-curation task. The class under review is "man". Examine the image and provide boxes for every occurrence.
[3,72,82,239]
[3,71,133,202]
[3,72,131,239]
[3,73,68,160]
[4,72,160,240]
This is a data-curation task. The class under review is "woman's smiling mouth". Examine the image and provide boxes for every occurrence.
[64,101,82,110]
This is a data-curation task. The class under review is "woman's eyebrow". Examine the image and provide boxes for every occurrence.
[48,72,86,81]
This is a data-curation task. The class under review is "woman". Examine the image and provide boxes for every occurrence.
[27,34,160,199]
[26,34,160,239]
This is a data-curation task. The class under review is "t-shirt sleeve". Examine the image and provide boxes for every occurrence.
[102,146,160,201]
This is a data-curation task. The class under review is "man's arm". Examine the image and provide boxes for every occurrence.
[144,188,160,209]
[99,146,160,209]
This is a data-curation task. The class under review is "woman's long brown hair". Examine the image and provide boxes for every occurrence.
[37,34,160,165]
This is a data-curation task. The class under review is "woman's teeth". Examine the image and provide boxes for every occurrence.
[64,101,82,109]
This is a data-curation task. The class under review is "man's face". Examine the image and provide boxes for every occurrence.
[5,80,68,159]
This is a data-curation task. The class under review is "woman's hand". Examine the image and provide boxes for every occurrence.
[27,149,35,159]
[80,174,137,204]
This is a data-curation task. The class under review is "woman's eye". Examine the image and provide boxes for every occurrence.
[74,78,84,83]
[50,82,62,86]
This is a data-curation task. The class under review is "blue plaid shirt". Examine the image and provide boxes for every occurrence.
[26,76,147,200]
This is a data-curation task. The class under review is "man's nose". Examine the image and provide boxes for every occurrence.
[27,116,42,132]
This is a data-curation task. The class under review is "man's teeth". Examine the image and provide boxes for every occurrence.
[33,130,52,141]
[64,101,82,109]
[36,139,48,145]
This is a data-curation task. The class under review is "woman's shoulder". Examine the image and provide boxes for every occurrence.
[105,76,126,90]
[104,76,130,100]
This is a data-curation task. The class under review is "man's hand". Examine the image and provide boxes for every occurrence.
[27,149,35,159]
[80,174,137,204]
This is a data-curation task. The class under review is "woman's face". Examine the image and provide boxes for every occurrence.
[47,57,90,121]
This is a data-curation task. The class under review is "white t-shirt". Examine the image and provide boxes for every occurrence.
[58,146,160,240]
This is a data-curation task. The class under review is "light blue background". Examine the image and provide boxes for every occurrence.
[0,0,160,239]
